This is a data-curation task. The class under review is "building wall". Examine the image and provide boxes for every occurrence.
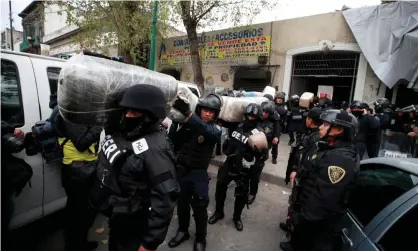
[1,28,24,50]
[156,12,362,93]
[362,64,386,103]
[43,4,78,44]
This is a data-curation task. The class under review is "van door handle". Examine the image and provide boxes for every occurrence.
[341,228,353,247]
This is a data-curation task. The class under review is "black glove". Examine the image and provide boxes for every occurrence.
[173,98,191,116]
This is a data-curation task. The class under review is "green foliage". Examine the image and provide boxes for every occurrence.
[47,0,171,62]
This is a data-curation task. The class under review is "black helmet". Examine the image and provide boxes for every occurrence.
[261,101,276,115]
[289,94,299,102]
[244,103,262,120]
[119,84,166,119]
[307,107,323,124]
[349,100,368,110]
[263,94,274,101]
[275,92,286,100]
[195,93,223,119]
[320,109,358,140]
[374,98,391,113]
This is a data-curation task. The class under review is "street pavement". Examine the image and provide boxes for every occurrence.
[10,170,291,251]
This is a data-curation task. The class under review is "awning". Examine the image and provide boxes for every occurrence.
[342,2,418,89]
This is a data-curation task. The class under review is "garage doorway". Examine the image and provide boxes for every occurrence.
[233,68,271,92]
[290,51,360,103]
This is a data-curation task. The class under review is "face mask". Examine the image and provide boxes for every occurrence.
[123,116,144,132]
[351,111,363,117]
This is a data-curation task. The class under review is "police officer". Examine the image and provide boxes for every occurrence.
[92,85,179,251]
[208,104,268,231]
[168,94,222,251]
[49,92,102,251]
[373,98,392,130]
[285,94,307,184]
[349,100,380,159]
[273,92,287,163]
[281,109,359,251]
[250,101,280,204]
[279,107,322,236]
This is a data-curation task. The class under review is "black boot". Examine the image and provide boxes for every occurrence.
[280,241,293,251]
[248,194,256,205]
[272,159,277,164]
[233,217,243,231]
[279,222,290,232]
[168,231,190,248]
[208,211,224,224]
[193,239,206,251]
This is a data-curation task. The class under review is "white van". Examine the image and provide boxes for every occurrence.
[1,50,201,229]
[1,50,67,229]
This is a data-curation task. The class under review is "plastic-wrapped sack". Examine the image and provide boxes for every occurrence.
[219,96,268,122]
[58,55,178,126]
[262,86,276,97]
[299,92,314,108]
[168,85,199,123]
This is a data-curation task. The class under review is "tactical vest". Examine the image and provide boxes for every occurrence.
[177,125,219,170]
[90,130,176,217]
[260,119,274,143]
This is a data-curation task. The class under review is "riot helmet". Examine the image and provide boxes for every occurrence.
[119,84,166,119]
[274,92,286,104]
[307,107,323,125]
[289,94,300,107]
[244,103,262,120]
[320,109,358,141]
[263,94,274,101]
[195,93,223,120]
[119,84,166,132]
[374,98,391,113]
[349,100,368,117]
[261,101,276,115]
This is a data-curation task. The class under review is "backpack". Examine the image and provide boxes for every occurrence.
[2,155,33,196]
[32,107,68,164]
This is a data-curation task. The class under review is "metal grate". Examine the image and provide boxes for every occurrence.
[292,53,359,77]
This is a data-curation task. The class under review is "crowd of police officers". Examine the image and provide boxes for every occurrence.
[3,74,418,251]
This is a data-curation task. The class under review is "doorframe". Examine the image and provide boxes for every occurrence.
[282,43,367,101]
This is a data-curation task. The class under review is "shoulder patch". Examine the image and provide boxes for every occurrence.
[215,124,222,130]
[251,129,260,135]
[328,166,346,184]
[132,138,149,155]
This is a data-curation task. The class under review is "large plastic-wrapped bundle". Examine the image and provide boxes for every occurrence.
[58,55,178,126]
[242,92,265,97]
[219,96,268,122]
[168,85,199,122]
[262,86,276,97]
[299,92,314,108]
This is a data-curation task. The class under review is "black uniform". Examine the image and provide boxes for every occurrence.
[168,93,222,251]
[91,85,179,251]
[288,109,359,251]
[286,101,307,183]
[208,103,268,232]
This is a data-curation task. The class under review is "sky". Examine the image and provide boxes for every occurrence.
[1,0,381,33]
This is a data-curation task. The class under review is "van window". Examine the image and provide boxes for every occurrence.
[347,163,418,227]
[47,67,61,94]
[188,87,199,97]
[1,59,25,126]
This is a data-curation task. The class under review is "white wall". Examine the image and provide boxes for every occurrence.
[43,4,78,43]
[361,64,386,103]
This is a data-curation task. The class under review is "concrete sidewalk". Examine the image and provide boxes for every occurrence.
[210,134,292,187]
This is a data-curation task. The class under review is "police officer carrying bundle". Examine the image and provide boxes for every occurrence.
[91,85,179,251]
[279,107,322,249]
[281,109,359,251]
[251,100,280,204]
[168,94,222,251]
[285,94,307,184]
[208,103,268,231]
[349,100,380,159]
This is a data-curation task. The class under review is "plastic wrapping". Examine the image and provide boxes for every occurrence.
[242,92,264,97]
[299,92,314,108]
[168,85,199,123]
[248,132,269,150]
[58,55,178,126]
[219,96,268,122]
[262,86,276,97]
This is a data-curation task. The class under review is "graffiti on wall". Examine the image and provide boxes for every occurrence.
[160,27,270,66]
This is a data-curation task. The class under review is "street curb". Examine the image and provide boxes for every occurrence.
[209,159,288,188]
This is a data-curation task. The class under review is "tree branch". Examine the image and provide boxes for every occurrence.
[195,2,219,23]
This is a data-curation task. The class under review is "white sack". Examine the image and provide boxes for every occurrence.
[219,96,268,122]
[168,85,199,123]
[262,86,276,97]
[299,92,314,108]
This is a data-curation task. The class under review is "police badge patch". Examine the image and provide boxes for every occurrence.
[132,138,149,154]
[198,135,205,143]
[328,166,346,184]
